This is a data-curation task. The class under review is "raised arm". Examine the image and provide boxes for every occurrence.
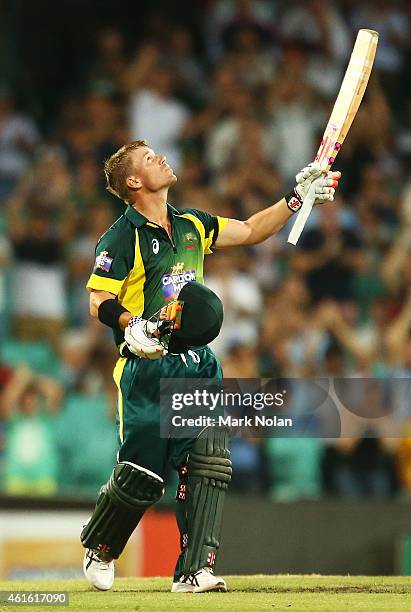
[214,164,340,248]
[385,290,411,361]
[214,197,291,247]
[318,302,374,364]
[381,226,411,293]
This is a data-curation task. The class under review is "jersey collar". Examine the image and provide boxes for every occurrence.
[167,203,180,217]
[125,206,148,228]
[125,203,179,228]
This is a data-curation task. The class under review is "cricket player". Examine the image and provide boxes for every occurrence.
[81,140,340,593]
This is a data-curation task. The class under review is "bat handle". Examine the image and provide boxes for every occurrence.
[287,190,316,245]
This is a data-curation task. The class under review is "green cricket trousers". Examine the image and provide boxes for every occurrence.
[113,345,223,579]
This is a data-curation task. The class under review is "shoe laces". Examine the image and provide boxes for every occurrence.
[181,572,200,586]
[182,566,214,586]
[87,550,112,570]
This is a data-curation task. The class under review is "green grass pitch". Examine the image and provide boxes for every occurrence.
[0,576,410,611]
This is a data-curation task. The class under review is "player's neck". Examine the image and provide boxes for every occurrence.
[132,189,169,226]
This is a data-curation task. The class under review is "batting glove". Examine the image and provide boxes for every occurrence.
[286,162,341,212]
[124,316,168,360]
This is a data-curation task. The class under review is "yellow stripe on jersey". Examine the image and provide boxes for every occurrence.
[217,216,229,236]
[113,356,127,442]
[86,274,125,295]
[207,216,230,252]
[118,229,146,315]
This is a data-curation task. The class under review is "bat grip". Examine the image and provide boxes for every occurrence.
[287,190,316,245]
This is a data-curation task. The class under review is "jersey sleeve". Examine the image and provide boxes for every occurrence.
[186,209,229,254]
[86,228,135,296]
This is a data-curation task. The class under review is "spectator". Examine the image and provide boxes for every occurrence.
[207,250,263,357]
[0,85,40,200]
[222,343,267,494]
[167,28,207,106]
[324,437,397,498]
[83,87,124,162]
[279,0,351,98]
[1,367,62,496]
[72,158,113,214]
[204,0,277,63]
[266,436,324,501]
[291,199,363,301]
[385,290,411,378]
[205,84,258,177]
[265,44,325,181]
[67,202,115,327]
[55,337,117,496]
[215,117,281,218]
[223,24,277,91]
[349,1,410,76]
[85,28,128,96]
[126,49,190,171]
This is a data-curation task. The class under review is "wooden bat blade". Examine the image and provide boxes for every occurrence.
[316,29,378,172]
[287,29,378,246]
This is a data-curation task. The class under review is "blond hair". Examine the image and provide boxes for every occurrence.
[104,140,147,203]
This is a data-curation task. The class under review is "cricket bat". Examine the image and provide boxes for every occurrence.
[287,29,379,246]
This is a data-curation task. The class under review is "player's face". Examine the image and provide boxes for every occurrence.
[131,146,177,191]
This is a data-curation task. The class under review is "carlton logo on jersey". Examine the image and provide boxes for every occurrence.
[161,262,196,301]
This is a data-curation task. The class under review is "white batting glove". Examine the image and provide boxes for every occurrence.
[124,316,168,360]
[295,162,323,186]
[286,162,341,212]
[308,171,341,204]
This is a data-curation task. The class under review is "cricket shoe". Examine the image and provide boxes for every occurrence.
[171,567,227,593]
[83,549,114,591]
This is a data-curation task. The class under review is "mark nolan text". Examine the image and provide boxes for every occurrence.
[172,415,293,428]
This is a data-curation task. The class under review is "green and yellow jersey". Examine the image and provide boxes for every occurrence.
[87,204,228,347]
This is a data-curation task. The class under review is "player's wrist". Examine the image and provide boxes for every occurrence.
[98,299,130,329]
[285,188,303,213]
[119,311,133,330]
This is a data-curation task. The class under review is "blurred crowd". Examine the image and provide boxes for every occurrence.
[1,0,411,501]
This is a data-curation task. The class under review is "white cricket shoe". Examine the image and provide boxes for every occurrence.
[171,567,227,593]
[83,549,114,591]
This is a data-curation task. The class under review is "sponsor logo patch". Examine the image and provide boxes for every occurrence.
[161,263,196,301]
[95,250,113,272]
